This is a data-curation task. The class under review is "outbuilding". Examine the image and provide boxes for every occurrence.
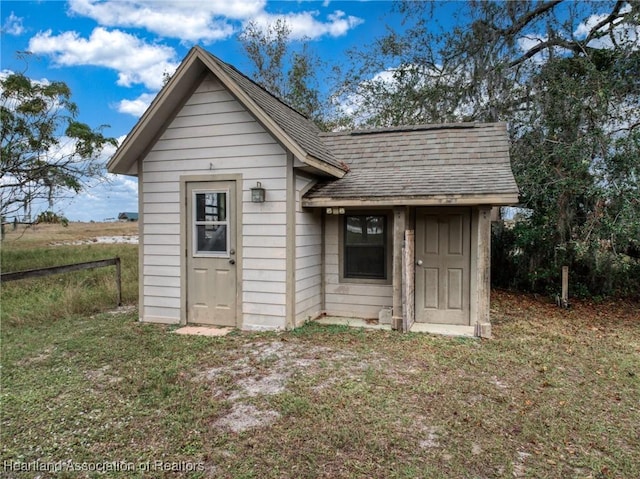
[117,212,139,222]
[107,47,519,337]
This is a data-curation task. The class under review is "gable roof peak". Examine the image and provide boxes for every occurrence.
[108,45,345,178]
[195,47,311,121]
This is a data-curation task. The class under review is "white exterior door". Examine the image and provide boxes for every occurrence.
[186,181,237,326]
[415,208,471,325]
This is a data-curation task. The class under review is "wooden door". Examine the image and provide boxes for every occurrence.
[186,181,237,326]
[415,208,470,325]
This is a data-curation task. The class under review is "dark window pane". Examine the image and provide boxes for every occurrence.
[196,192,226,222]
[346,215,385,245]
[345,245,385,278]
[197,225,227,253]
[346,216,363,237]
[344,215,387,279]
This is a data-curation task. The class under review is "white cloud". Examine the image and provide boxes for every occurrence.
[517,35,548,53]
[67,0,362,43]
[2,11,25,35]
[516,4,639,65]
[574,13,610,39]
[247,9,364,40]
[25,0,363,127]
[61,174,138,221]
[516,35,552,64]
[0,131,124,220]
[69,0,266,24]
[50,135,135,221]
[42,133,119,167]
[116,93,155,117]
[67,0,264,43]
[574,5,639,50]
[100,135,126,161]
[586,22,639,50]
[28,27,179,90]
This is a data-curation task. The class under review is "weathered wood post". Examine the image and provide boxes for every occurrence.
[115,257,123,307]
[402,230,415,332]
[561,265,569,309]
[392,207,406,330]
[475,207,492,338]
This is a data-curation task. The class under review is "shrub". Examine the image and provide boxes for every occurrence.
[36,211,69,226]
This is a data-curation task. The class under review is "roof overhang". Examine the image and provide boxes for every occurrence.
[196,48,345,179]
[107,46,345,178]
[301,193,520,208]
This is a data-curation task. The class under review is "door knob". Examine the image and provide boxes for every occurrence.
[416,259,423,266]
[229,259,235,265]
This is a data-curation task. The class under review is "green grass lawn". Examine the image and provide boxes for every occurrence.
[1,221,138,325]
[1,226,639,478]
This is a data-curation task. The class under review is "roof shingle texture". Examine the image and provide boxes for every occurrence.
[305,123,519,200]
[205,51,343,172]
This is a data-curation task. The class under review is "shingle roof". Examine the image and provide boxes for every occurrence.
[303,123,519,205]
[202,51,344,173]
[109,47,517,205]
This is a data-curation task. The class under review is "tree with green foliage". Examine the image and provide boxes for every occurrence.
[337,0,640,297]
[239,19,327,124]
[1,70,116,222]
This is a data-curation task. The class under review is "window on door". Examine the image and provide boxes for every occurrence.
[193,190,229,255]
[343,214,388,279]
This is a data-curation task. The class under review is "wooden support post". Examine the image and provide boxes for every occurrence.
[476,207,492,338]
[561,265,569,309]
[402,230,415,332]
[392,207,406,330]
[115,257,123,307]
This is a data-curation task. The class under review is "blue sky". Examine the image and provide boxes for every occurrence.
[2,1,629,221]
[1,0,412,222]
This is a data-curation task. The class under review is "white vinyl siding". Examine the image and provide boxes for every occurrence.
[294,174,322,325]
[141,74,287,329]
[324,215,393,318]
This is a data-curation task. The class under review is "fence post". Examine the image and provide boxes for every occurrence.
[561,265,569,308]
[115,257,122,307]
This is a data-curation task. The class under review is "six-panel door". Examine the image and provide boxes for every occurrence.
[415,208,471,325]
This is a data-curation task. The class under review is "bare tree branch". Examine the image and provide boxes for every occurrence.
[497,0,565,37]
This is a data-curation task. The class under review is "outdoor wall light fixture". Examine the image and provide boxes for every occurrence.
[251,182,266,203]
[325,207,346,215]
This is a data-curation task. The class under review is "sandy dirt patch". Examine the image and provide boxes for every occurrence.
[51,235,139,246]
[195,340,382,433]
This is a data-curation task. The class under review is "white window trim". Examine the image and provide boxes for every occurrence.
[192,188,230,258]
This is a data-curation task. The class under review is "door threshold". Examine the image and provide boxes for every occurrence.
[316,316,393,331]
[174,326,233,337]
[409,323,476,337]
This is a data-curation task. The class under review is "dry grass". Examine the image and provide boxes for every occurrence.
[2,221,138,250]
[1,222,139,324]
[1,289,638,478]
[1,224,638,478]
